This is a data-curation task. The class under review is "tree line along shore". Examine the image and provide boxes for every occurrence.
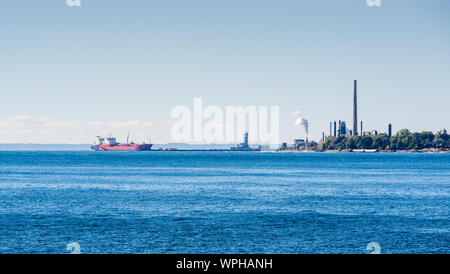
[317,129,449,152]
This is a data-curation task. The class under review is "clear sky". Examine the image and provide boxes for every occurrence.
[0,0,449,144]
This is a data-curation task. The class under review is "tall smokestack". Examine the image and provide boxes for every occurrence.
[338,120,342,136]
[353,80,358,136]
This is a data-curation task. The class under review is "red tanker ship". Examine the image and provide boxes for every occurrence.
[91,135,153,151]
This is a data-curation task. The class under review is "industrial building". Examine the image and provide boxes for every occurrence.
[322,80,393,140]
[230,132,261,151]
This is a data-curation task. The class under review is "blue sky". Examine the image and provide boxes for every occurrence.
[0,0,449,143]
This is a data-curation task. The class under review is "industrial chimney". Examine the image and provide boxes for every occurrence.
[361,121,363,137]
[333,121,337,137]
[353,80,358,136]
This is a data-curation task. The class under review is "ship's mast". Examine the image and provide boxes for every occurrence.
[127,132,129,144]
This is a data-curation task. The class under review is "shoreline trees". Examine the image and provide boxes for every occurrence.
[318,129,448,151]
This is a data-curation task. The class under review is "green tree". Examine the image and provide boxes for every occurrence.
[412,132,421,149]
[393,129,414,150]
[335,136,347,150]
[318,129,447,151]
[419,131,435,148]
[372,134,390,150]
[434,129,449,148]
[346,136,359,149]
[355,135,373,149]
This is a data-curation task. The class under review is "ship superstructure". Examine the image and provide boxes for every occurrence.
[91,135,153,151]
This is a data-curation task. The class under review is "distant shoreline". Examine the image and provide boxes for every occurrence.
[1,149,449,154]
[1,144,449,153]
[278,148,450,153]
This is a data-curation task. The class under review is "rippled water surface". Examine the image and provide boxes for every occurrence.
[0,151,448,253]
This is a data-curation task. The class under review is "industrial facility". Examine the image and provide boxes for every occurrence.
[322,80,393,142]
[279,80,396,152]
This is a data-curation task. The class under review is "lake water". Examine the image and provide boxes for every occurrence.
[0,151,448,254]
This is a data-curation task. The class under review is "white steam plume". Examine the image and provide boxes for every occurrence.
[295,117,309,135]
[293,110,308,135]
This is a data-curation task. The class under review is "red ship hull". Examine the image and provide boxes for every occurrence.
[99,144,153,151]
